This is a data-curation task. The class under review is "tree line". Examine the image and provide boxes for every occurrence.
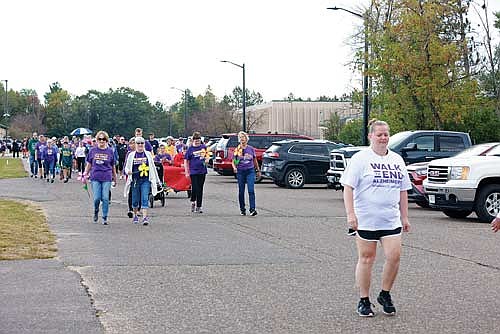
[0,82,265,139]
[2,1,499,144]
[325,0,500,145]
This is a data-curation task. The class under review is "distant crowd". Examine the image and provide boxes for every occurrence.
[21,130,203,182]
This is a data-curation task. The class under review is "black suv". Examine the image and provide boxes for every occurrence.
[262,140,346,188]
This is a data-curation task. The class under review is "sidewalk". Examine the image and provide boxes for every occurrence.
[0,158,102,334]
[0,260,102,334]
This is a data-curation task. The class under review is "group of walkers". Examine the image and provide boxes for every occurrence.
[26,121,500,320]
[22,127,234,226]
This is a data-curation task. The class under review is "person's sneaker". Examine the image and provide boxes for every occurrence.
[240,210,246,216]
[191,202,196,213]
[102,218,108,225]
[357,298,375,317]
[249,209,258,217]
[196,207,203,214]
[133,215,139,224]
[93,210,99,223]
[34,175,38,178]
[142,216,149,226]
[50,178,54,183]
[377,292,396,315]
[47,178,50,183]
[64,178,69,183]
[127,211,133,218]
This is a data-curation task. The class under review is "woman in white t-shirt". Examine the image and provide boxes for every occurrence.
[74,141,87,174]
[340,119,411,317]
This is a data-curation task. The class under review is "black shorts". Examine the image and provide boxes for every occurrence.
[357,227,402,242]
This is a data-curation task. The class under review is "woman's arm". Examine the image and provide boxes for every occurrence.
[184,159,190,177]
[253,156,261,177]
[343,185,358,230]
[400,191,410,232]
[83,162,91,177]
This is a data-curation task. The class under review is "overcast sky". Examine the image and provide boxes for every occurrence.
[2,0,499,105]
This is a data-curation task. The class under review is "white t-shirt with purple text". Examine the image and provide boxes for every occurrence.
[340,148,411,231]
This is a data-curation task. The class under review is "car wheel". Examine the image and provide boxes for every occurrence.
[474,184,500,223]
[442,209,472,219]
[285,168,305,189]
[416,201,430,208]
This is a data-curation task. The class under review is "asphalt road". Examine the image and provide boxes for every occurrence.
[1,167,499,333]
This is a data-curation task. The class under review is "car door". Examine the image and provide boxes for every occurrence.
[302,144,330,182]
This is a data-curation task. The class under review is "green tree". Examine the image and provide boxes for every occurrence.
[339,118,363,145]
[322,113,342,142]
[44,82,73,136]
[363,0,482,132]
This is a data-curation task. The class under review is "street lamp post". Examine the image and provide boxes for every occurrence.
[220,60,246,132]
[171,87,188,136]
[1,79,9,139]
[327,6,369,146]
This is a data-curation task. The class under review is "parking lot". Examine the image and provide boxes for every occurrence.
[1,170,499,333]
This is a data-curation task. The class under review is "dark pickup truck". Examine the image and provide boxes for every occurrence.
[326,130,473,203]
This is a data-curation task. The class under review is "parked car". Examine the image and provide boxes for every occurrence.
[326,130,472,190]
[424,143,500,222]
[408,142,500,208]
[262,140,346,188]
[213,133,314,182]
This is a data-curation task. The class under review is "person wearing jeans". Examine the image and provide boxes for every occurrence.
[184,131,208,213]
[123,136,161,226]
[42,139,58,182]
[231,131,261,216]
[84,131,116,225]
[28,132,39,177]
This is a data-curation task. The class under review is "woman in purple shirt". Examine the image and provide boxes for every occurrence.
[42,138,59,183]
[231,131,261,216]
[84,131,117,225]
[184,131,208,213]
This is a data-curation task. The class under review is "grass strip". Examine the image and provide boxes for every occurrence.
[0,158,27,179]
[0,199,57,260]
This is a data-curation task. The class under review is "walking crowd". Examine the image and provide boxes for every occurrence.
[20,128,226,226]
[6,123,499,320]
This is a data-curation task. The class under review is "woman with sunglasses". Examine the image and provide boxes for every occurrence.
[124,136,161,225]
[184,131,208,213]
[84,131,117,225]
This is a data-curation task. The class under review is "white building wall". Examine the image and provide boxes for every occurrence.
[247,101,361,139]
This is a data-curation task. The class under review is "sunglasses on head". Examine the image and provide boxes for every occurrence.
[97,137,107,141]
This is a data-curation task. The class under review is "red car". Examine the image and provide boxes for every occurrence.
[408,142,500,208]
[213,133,313,182]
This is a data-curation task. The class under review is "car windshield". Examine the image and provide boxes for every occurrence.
[454,143,499,158]
[485,144,500,156]
[388,131,410,149]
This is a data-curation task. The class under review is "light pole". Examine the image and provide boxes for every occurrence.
[171,87,188,136]
[220,60,246,132]
[327,6,369,146]
[1,79,9,139]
